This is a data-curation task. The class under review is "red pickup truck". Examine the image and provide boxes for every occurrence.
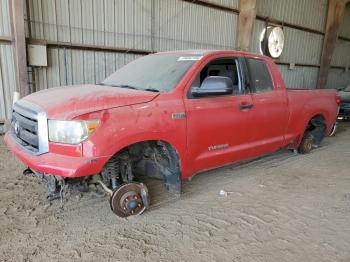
[4,50,339,217]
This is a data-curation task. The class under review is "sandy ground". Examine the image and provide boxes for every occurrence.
[1,122,350,262]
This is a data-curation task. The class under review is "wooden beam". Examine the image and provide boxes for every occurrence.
[317,0,348,88]
[237,0,256,51]
[10,0,29,97]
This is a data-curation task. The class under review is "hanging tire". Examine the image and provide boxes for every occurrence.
[298,132,314,154]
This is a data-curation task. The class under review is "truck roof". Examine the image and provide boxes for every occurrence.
[155,49,267,59]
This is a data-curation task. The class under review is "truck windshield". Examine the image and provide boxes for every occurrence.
[101,54,200,92]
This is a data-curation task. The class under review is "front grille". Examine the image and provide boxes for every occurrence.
[11,100,48,155]
[11,111,39,152]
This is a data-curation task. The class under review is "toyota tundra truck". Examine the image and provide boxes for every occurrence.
[4,50,340,217]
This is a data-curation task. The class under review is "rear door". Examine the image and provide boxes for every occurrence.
[184,57,257,174]
[243,58,289,155]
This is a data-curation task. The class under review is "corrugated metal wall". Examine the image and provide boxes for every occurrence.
[326,4,350,89]
[154,0,238,51]
[26,0,240,90]
[32,48,142,90]
[339,4,350,38]
[0,0,16,120]
[256,0,328,32]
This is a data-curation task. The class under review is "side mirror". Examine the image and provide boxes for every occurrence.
[191,76,233,97]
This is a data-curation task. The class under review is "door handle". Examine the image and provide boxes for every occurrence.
[239,103,254,110]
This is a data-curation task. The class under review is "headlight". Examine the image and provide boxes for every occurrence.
[48,120,100,144]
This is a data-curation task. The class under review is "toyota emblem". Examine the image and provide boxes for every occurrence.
[14,121,20,135]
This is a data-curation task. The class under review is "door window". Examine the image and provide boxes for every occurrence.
[189,57,243,98]
[245,58,273,93]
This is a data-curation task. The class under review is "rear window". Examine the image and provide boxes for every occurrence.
[246,58,273,93]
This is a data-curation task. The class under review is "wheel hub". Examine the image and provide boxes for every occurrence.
[110,183,149,217]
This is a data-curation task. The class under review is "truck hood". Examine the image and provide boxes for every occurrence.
[23,84,159,119]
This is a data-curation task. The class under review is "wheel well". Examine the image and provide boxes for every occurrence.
[303,114,327,146]
[101,140,182,193]
[306,114,326,132]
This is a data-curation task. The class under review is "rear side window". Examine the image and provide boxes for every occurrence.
[246,58,273,93]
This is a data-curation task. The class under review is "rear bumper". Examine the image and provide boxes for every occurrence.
[4,132,110,178]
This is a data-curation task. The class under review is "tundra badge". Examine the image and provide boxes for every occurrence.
[172,112,186,120]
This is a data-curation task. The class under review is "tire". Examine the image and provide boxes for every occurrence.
[298,132,314,154]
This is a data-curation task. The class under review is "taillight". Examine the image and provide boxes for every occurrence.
[336,95,341,105]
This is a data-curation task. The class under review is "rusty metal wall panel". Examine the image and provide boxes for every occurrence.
[340,5,350,38]
[278,65,319,89]
[326,69,350,89]
[154,0,238,51]
[250,20,323,65]
[256,0,328,32]
[0,45,16,119]
[0,0,11,37]
[331,40,350,67]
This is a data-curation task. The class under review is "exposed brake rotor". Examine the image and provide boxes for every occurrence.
[110,183,150,217]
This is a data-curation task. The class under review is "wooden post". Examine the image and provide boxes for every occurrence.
[237,0,257,51]
[10,0,28,97]
[317,0,349,88]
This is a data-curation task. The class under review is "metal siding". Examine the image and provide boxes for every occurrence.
[82,0,94,45]
[340,5,350,38]
[0,0,11,37]
[256,0,328,32]
[47,48,61,87]
[42,0,58,41]
[155,0,238,51]
[69,0,83,44]
[104,0,115,47]
[278,65,319,89]
[29,0,44,39]
[33,47,142,90]
[56,0,70,42]
[93,0,105,46]
[331,40,350,67]
[0,45,16,119]
[280,27,323,65]
[205,0,239,9]
[71,49,85,84]
[326,69,350,89]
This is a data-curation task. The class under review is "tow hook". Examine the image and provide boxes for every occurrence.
[98,181,150,218]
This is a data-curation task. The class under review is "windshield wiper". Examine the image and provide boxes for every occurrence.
[97,83,140,90]
[143,88,160,92]
[96,83,121,88]
[118,84,139,90]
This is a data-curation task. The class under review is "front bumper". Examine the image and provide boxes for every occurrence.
[4,132,110,178]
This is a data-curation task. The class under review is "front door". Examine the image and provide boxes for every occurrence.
[184,57,257,175]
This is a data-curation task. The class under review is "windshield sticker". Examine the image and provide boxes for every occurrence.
[177,56,203,61]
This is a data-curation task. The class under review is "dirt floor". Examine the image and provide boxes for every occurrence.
[1,122,350,262]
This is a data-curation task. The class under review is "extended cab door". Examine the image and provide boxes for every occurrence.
[242,57,289,155]
[184,56,258,175]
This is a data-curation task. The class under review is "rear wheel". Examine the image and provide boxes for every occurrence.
[298,132,314,154]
